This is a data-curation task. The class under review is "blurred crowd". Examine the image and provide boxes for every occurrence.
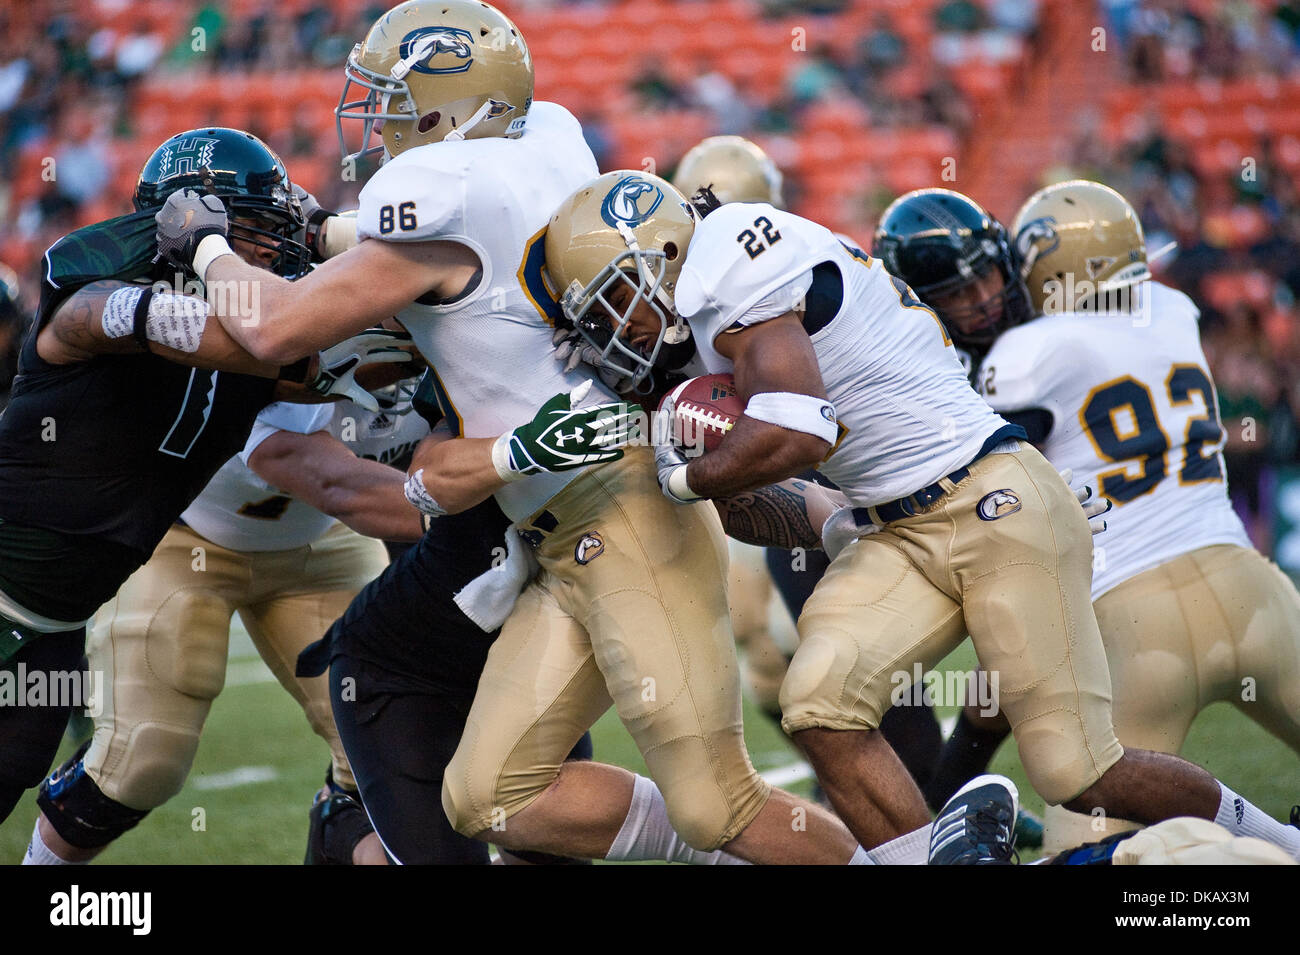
[1,0,1298,541]
[1058,0,1300,541]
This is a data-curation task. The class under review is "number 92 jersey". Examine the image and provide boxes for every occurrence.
[975,281,1251,598]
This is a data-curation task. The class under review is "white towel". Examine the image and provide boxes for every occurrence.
[821,505,880,562]
[453,525,541,632]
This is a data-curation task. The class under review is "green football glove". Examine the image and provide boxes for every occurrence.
[492,380,643,481]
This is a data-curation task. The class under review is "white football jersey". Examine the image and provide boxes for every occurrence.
[181,400,429,553]
[357,102,613,521]
[976,281,1251,598]
[675,203,1012,507]
[328,400,430,469]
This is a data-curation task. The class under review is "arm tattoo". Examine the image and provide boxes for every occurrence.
[714,480,821,550]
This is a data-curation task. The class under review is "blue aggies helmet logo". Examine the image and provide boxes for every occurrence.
[600,176,664,228]
[398,27,474,75]
[1014,216,1059,262]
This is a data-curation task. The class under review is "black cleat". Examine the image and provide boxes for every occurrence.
[929,774,1019,865]
[305,787,374,865]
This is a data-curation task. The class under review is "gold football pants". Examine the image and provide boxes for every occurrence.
[1044,542,1300,851]
[781,442,1124,805]
[441,447,771,851]
[84,522,389,810]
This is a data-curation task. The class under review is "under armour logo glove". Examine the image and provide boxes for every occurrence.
[492,380,642,482]
[308,328,415,412]
[154,188,229,272]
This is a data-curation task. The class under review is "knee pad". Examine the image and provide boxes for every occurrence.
[88,721,204,809]
[37,744,149,849]
[440,773,489,839]
[659,763,771,852]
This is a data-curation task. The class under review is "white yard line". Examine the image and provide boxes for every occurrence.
[192,766,279,790]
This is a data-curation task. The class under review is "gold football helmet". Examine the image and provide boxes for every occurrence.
[336,0,533,165]
[672,135,785,207]
[1011,179,1151,315]
[545,171,697,389]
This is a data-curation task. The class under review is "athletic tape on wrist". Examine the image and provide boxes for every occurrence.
[320,215,359,259]
[743,392,839,445]
[193,233,236,283]
[403,469,447,517]
[491,432,524,483]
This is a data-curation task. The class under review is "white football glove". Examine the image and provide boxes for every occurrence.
[653,391,701,504]
[309,329,414,412]
[1059,468,1112,535]
[552,326,627,392]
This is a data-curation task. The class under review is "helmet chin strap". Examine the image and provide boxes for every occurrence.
[443,99,498,142]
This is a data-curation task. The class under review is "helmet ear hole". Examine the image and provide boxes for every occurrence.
[664,242,679,261]
[417,112,441,133]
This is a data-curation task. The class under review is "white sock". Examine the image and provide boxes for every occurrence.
[1214,783,1300,860]
[867,825,930,865]
[848,845,876,864]
[605,775,749,865]
[22,819,82,866]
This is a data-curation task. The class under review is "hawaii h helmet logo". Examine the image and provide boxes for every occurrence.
[157,137,219,181]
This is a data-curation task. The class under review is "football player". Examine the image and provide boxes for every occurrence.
[869,190,1036,815]
[671,136,945,796]
[543,169,1300,863]
[165,0,868,864]
[0,126,405,828]
[24,381,428,866]
[978,180,1297,851]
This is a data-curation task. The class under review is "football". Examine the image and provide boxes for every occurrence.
[661,373,743,454]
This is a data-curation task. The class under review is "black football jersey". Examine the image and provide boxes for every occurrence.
[0,213,276,619]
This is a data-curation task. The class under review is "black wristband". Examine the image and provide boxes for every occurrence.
[278,357,311,383]
[130,288,155,351]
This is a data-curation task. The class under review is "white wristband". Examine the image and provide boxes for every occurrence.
[491,432,523,483]
[744,392,839,445]
[193,233,236,284]
[667,465,700,502]
[320,214,359,259]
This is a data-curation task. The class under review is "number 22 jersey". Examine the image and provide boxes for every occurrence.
[976,280,1251,598]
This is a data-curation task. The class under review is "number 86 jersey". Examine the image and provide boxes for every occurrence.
[975,280,1251,598]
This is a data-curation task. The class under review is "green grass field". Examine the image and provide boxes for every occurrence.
[2,625,1296,864]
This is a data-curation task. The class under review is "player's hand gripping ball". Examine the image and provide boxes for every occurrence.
[653,373,743,504]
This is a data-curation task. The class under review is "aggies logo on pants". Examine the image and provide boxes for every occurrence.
[575,531,605,564]
[976,489,1022,522]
